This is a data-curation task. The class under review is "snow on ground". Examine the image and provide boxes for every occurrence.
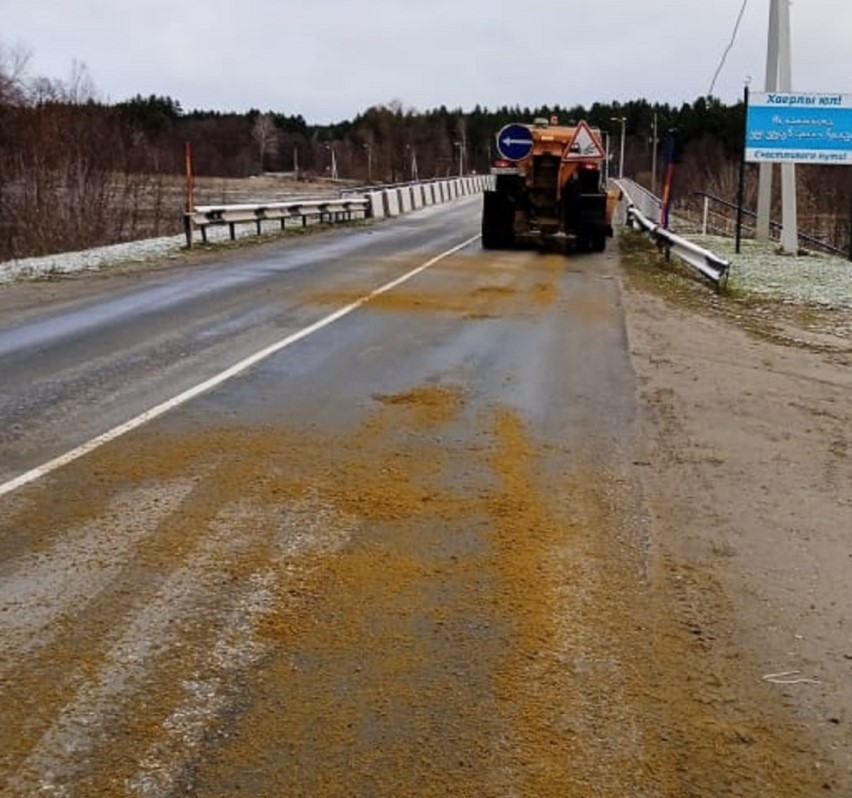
[694,235,852,309]
[0,234,185,284]
[0,224,271,285]
[619,178,852,309]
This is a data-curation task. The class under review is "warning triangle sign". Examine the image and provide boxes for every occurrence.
[562,120,606,161]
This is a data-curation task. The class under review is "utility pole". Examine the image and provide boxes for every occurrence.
[330,144,339,181]
[610,116,626,180]
[756,0,779,241]
[756,0,798,253]
[777,0,798,253]
[364,143,372,182]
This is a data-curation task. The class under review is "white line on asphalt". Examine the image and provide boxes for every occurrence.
[0,235,480,498]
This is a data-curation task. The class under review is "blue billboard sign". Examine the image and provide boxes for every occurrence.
[746,92,852,164]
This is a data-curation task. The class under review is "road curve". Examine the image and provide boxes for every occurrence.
[0,198,824,797]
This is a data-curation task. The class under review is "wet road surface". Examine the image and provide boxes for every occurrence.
[0,199,825,796]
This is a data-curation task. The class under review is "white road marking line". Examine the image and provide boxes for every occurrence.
[0,235,480,499]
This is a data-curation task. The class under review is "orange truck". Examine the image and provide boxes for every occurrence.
[482,117,620,253]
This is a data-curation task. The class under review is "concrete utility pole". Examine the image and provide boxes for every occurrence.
[454,141,464,177]
[363,143,372,182]
[611,116,626,180]
[756,0,798,252]
[755,0,779,240]
[777,0,798,253]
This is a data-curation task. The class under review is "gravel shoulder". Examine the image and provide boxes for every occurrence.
[621,232,852,792]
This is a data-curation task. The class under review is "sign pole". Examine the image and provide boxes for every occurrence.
[184,141,194,214]
[660,130,676,230]
[736,85,749,255]
[651,112,659,196]
[183,141,194,249]
[848,169,852,262]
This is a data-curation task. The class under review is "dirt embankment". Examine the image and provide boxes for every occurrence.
[620,234,852,793]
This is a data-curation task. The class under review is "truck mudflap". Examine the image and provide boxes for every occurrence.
[481,190,516,250]
[563,192,610,252]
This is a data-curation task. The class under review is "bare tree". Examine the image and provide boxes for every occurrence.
[0,40,30,105]
[65,59,98,104]
[251,113,278,173]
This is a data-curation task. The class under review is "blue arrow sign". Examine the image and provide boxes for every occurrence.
[496,124,534,161]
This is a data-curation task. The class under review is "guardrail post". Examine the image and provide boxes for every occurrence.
[229,222,236,241]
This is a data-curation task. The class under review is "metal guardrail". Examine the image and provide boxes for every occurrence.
[183,176,490,248]
[615,179,730,289]
[615,178,661,222]
[625,204,731,290]
[184,197,369,247]
[614,177,697,232]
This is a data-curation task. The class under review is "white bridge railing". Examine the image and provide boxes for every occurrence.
[615,178,730,290]
[184,176,491,248]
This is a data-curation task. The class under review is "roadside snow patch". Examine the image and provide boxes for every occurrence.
[0,225,265,285]
[694,235,852,309]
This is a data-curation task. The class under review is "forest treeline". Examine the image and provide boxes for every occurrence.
[1,43,849,260]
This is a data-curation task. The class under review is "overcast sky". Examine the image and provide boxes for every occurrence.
[2,1,850,122]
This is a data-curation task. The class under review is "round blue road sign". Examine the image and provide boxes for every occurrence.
[495,124,534,161]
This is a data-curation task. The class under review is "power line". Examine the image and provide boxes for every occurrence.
[708,0,751,96]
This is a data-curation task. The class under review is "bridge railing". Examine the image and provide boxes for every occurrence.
[685,192,850,259]
[616,179,730,290]
[183,175,492,248]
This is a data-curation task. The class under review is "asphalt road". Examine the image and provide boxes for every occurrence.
[0,197,729,796]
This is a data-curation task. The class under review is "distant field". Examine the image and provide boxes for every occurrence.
[0,172,362,262]
[190,174,357,207]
